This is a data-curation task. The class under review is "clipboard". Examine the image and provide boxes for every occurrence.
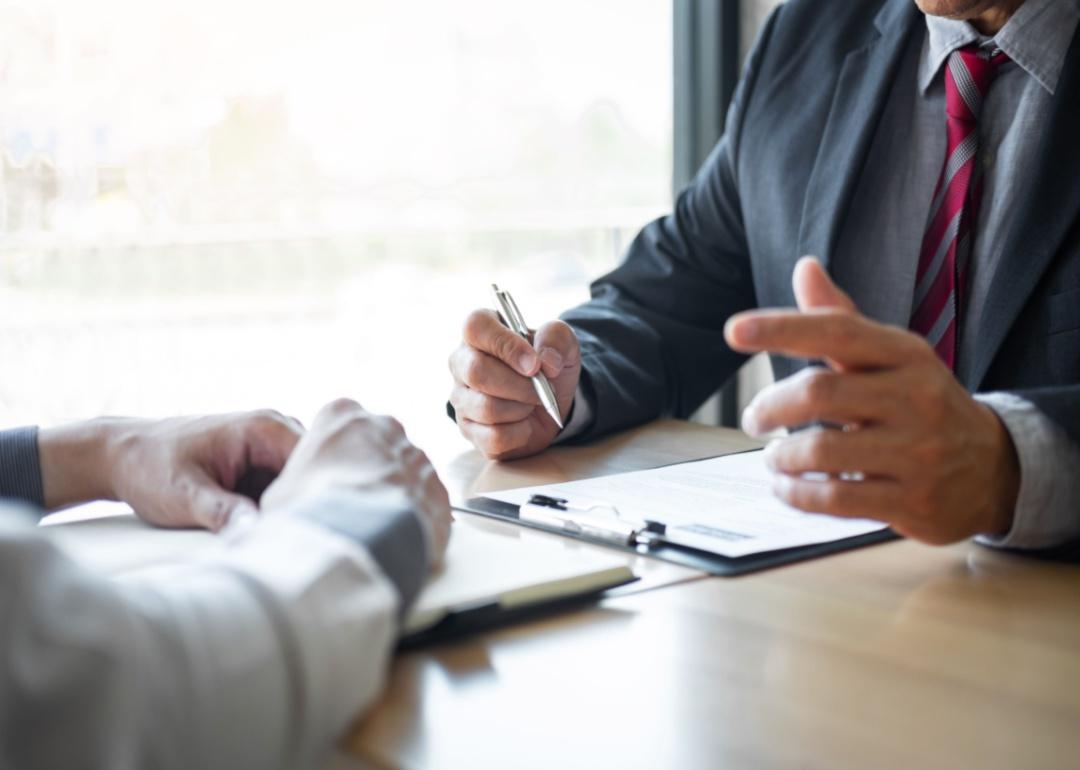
[454,458,899,577]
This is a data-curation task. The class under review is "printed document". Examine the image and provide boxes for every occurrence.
[486,450,888,558]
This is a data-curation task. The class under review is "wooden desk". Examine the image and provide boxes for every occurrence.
[347,421,1080,770]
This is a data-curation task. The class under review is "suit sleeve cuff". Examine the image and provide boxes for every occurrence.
[974,392,1080,550]
[0,427,45,509]
[287,489,429,612]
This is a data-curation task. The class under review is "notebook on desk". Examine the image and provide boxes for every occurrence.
[43,504,636,646]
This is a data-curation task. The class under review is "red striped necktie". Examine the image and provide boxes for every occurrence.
[910,45,1009,370]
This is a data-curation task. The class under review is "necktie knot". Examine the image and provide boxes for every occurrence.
[946,45,1010,122]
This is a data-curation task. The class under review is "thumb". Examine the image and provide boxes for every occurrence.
[189,476,259,532]
[793,256,857,313]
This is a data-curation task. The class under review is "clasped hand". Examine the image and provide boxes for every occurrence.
[724,258,1020,545]
[40,400,451,559]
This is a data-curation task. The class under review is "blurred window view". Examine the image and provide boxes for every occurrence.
[0,0,672,456]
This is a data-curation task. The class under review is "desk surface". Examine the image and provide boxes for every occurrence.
[347,420,1080,770]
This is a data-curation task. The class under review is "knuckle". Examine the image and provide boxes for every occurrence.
[448,384,464,410]
[493,332,524,366]
[476,396,502,424]
[477,433,502,458]
[485,427,522,459]
[325,397,360,415]
[450,346,475,382]
[335,413,369,437]
[818,483,846,513]
[772,474,797,505]
[540,320,578,351]
[462,351,488,388]
[802,370,837,409]
[462,309,495,343]
[374,414,405,437]
[250,408,286,429]
[803,432,831,467]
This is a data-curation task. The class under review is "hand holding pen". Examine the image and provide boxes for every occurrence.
[491,284,563,429]
[448,286,583,460]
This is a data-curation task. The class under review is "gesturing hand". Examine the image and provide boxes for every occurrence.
[261,399,452,566]
[448,309,581,460]
[723,257,1021,545]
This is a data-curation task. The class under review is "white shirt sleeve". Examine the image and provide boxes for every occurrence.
[0,508,405,770]
[551,385,595,445]
[975,392,1080,550]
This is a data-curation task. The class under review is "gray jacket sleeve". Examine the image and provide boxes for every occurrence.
[0,497,429,770]
[0,427,44,508]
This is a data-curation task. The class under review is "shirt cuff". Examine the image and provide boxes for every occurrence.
[552,385,595,445]
[286,489,429,613]
[0,427,45,509]
[974,392,1080,550]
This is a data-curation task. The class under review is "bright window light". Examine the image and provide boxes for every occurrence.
[0,0,672,457]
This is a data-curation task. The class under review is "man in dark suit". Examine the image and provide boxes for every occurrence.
[447,0,1080,548]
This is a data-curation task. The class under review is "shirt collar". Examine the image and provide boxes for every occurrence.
[919,0,1080,96]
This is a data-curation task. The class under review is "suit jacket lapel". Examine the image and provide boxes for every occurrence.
[796,0,920,274]
[966,26,1080,390]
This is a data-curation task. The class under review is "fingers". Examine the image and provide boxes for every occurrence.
[313,396,366,428]
[450,384,535,425]
[457,417,534,460]
[792,257,857,313]
[725,308,929,370]
[302,398,455,564]
[310,398,391,444]
[741,368,902,435]
[771,472,900,522]
[763,427,913,480]
[532,320,581,380]
[188,472,259,531]
[449,345,539,404]
[462,309,541,377]
[241,410,304,472]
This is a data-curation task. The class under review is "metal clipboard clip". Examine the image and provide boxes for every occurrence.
[519,494,667,548]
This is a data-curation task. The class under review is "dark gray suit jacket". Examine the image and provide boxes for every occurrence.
[563,0,1080,445]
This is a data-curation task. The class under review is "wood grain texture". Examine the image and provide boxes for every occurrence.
[348,420,1080,770]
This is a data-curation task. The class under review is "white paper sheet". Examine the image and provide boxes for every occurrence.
[485,450,888,558]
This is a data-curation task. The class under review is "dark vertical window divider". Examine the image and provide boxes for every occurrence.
[673,0,742,426]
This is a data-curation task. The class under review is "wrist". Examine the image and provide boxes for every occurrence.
[39,418,132,510]
[284,486,430,611]
[980,404,1021,537]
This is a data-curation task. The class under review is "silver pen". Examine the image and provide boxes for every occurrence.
[491,284,564,429]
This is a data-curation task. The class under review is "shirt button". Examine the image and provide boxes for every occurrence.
[982,150,995,170]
